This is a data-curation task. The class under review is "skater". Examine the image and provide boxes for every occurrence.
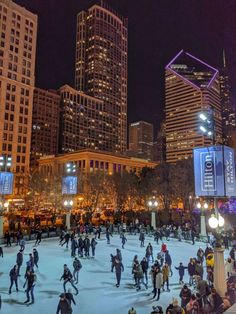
[139,231,145,247]
[60,264,78,294]
[73,257,82,284]
[61,232,70,248]
[56,293,72,314]
[197,247,204,264]
[71,236,77,258]
[175,262,188,284]
[5,230,11,247]
[33,248,39,269]
[161,242,167,253]
[153,268,163,301]
[20,238,26,251]
[141,257,149,285]
[106,228,112,244]
[9,265,18,294]
[77,235,84,257]
[34,229,42,246]
[121,234,127,249]
[16,249,23,276]
[165,250,173,276]
[24,270,37,304]
[116,248,122,261]
[191,229,196,245]
[0,246,3,258]
[188,258,195,286]
[162,262,170,292]
[65,288,76,306]
[113,257,124,287]
[91,238,97,257]
[83,235,90,257]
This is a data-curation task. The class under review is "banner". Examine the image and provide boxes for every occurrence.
[0,172,14,195]
[62,176,77,195]
[194,146,225,196]
[224,146,236,197]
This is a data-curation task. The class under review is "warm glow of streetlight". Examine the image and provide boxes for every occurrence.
[64,200,68,206]
[3,202,9,208]
[197,202,201,209]
[203,203,208,209]
[148,201,152,207]
[208,215,219,229]
[218,215,225,227]
[154,201,158,207]
[69,200,73,206]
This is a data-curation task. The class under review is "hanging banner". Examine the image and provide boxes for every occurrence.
[62,176,78,195]
[0,172,14,195]
[224,146,236,197]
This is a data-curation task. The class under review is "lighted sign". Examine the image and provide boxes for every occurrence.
[224,146,236,197]
[0,172,14,195]
[62,176,77,195]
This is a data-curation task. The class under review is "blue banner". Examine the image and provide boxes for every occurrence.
[194,146,225,196]
[0,172,14,195]
[224,146,236,197]
[62,176,77,195]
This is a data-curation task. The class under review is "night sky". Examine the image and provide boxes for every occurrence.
[15,0,236,136]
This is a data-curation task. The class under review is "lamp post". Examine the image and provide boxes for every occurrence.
[208,213,226,297]
[147,198,158,230]
[63,199,74,230]
[196,201,208,239]
[0,155,12,238]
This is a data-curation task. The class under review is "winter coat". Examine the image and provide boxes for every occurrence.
[162,265,170,281]
[196,279,208,297]
[139,233,145,241]
[91,239,97,249]
[195,263,203,278]
[73,260,82,271]
[9,267,18,280]
[83,238,90,250]
[135,265,144,279]
[16,252,23,265]
[114,260,124,273]
[175,265,187,276]
[155,272,163,289]
[33,251,39,263]
[141,260,148,272]
[56,299,72,314]
[165,252,172,265]
[225,260,234,274]
[61,269,73,281]
[188,263,195,276]
[180,287,191,305]
[206,253,214,268]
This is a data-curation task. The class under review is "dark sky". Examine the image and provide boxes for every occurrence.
[15,0,236,136]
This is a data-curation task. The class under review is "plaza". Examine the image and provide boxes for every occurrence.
[0,233,227,314]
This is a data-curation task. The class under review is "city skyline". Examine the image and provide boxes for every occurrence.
[14,0,236,133]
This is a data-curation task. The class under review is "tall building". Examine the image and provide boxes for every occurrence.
[128,121,153,160]
[75,1,128,153]
[165,50,222,163]
[219,50,236,144]
[0,0,37,194]
[59,84,115,153]
[153,122,166,162]
[30,88,60,169]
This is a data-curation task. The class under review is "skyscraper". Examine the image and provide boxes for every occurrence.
[75,1,128,153]
[0,0,37,194]
[219,50,235,144]
[30,88,60,169]
[165,50,222,163]
[153,122,166,162]
[128,121,154,160]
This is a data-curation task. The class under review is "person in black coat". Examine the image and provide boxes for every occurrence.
[175,262,188,284]
[0,246,3,258]
[60,264,78,294]
[141,257,149,285]
[35,229,42,246]
[77,236,84,257]
[91,238,97,257]
[9,265,18,294]
[61,232,70,248]
[83,236,90,257]
[56,293,72,314]
[16,249,23,276]
[165,251,173,276]
[188,258,196,286]
[113,257,124,287]
[33,248,39,269]
[5,231,11,247]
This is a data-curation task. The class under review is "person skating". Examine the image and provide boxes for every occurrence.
[133,261,147,291]
[113,257,124,287]
[33,248,39,269]
[56,293,73,314]
[146,243,154,263]
[139,231,145,247]
[91,238,97,257]
[162,262,170,292]
[61,232,70,248]
[77,236,84,257]
[165,250,173,276]
[71,236,77,258]
[34,229,42,246]
[73,257,82,284]
[9,265,18,294]
[16,249,23,276]
[60,264,78,294]
[0,246,3,258]
[153,268,163,301]
[106,228,112,244]
[197,247,204,264]
[24,270,37,304]
[141,257,149,285]
[5,230,11,247]
[188,258,195,286]
[20,238,26,251]
[83,235,90,258]
[121,234,127,249]
[175,262,188,284]
[65,288,76,306]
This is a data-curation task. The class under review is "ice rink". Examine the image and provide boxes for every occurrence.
[0,233,229,314]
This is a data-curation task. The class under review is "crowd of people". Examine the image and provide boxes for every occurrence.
[0,221,236,313]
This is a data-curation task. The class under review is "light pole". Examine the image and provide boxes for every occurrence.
[196,201,208,239]
[148,198,158,230]
[0,155,12,238]
[208,213,226,297]
[63,199,74,230]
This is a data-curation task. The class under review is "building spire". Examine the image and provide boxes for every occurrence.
[223,49,226,68]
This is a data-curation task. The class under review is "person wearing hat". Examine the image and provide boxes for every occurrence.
[166,298,184,314]
[56,293,72,314]
[180,284,191,309]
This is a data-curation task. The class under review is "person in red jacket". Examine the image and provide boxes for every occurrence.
[161,243,167,253]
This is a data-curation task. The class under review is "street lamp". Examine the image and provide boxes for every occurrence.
[147,198,158,230]
[196,201,208,238]
[63,199,74,230]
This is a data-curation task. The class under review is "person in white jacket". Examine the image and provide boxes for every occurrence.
[153,268,163,301]
[225,257,234,278]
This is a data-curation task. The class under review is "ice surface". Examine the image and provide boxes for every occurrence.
[0,234,229,314]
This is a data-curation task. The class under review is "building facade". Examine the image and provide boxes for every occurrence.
[59,84,115,153]
[38,149,157,180]
[165,50,222,163]
[0,0,37,194]
[75,1,128,153]
[153,122,166,162]
[128,121,154,160]
[30,87,60,169]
